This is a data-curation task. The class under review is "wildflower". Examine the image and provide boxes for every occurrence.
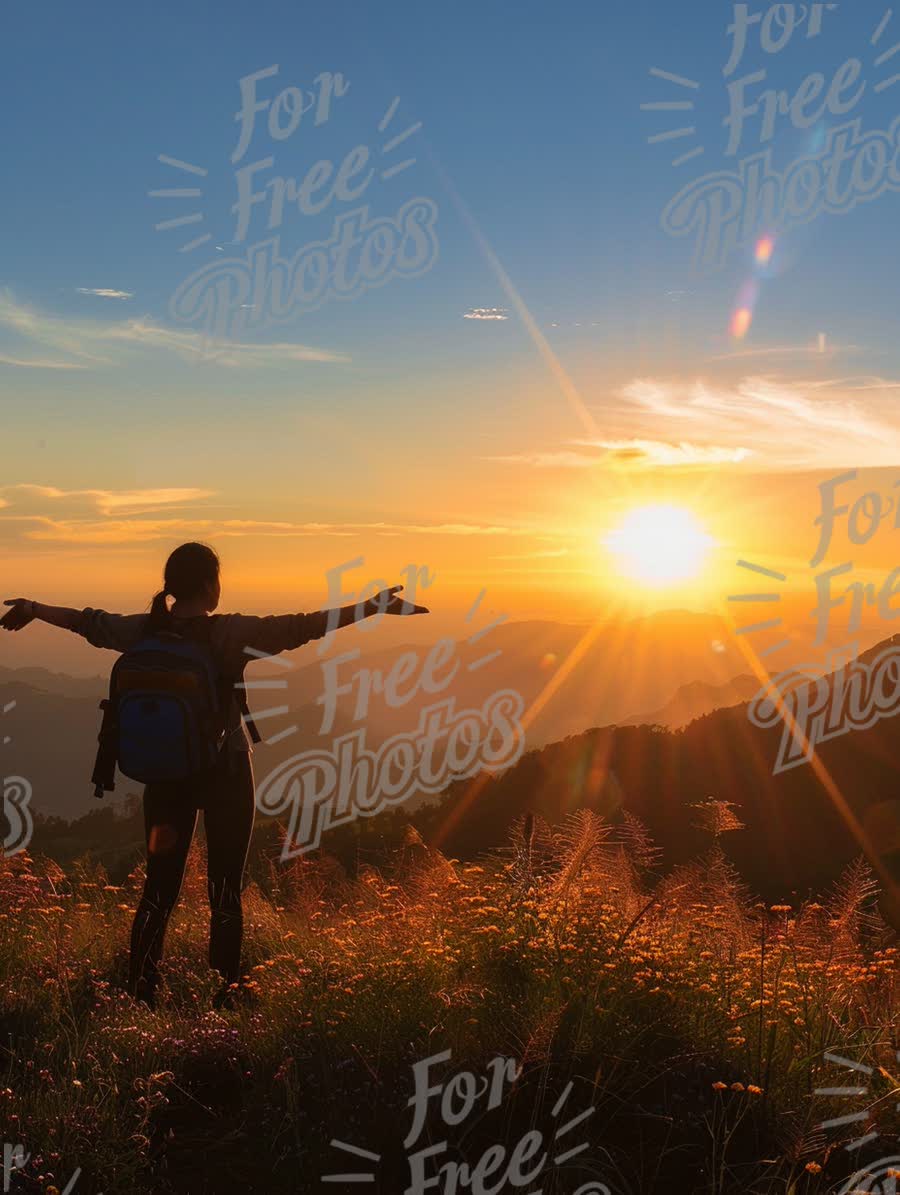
[804,1162,822,1174]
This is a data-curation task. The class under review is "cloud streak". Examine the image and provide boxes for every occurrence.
[589,439,751,466]
[1,484,214,516]
[0,484,546,544]
[706,342,861,362]
[495,547,571,560]
[2,518,543,545]
[486,451,602,468]
[463,307,509,321]
[614,375,900,468]
[100,319,348,364]
[76,288,134,300]
[487,440,751,469]
[489,374,900,472]
[0,354,90,371]
[0,291,347,369]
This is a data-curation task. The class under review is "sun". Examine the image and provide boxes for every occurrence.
[603,504,715,587]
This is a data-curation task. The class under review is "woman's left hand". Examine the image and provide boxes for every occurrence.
[367,586,429,617]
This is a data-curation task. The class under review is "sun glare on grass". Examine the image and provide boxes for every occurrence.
[604,504,715,587]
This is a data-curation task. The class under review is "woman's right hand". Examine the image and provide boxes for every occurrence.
[1,599,37,632]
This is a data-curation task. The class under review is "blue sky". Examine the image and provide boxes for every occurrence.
[5,0,900,650]
[6,0,899,366]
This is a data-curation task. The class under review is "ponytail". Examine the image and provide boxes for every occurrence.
[148,588,171,630]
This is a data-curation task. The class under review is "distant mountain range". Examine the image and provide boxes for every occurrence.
[0,608,764,820]
[426,632,900,898]
[622,674,761,729]
[1,610,888,850]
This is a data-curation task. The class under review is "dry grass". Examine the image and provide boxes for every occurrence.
[1,811,899,1194]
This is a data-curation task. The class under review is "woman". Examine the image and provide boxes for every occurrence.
[1,541,428,1008]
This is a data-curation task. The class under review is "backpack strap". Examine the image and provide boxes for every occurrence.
[91,695,118,799]
[238,691,263,745]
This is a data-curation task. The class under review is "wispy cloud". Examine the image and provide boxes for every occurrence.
[0,354,90,371]
[1,484,214,516]
[487,440,750,469]
[622,377,884,435]
[463,307,509,321]
[485,451,602,468]
[588,439,751,466]
[616,376,900,467]
[101,319,348,365]
[0,291,347,369]
[4,519,541,545]
[707,340,861,362]
[495,547,570,560]
[489,374,900,473]
[76,288,134,300]
[805,375,900,392]
[0,484,543,544]
[0,292,105,367]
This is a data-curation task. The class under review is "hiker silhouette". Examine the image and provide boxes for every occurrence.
[2,541,428,1009]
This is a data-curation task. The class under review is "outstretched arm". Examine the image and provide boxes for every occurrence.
[224,585,430,663]
[2,600,146,652]
[1,600,82,634]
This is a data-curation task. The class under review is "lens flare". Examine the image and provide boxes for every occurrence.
[730,306,752,339]
[755,235,775,265]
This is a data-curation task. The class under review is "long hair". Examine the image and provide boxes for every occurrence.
[148,542,220,629]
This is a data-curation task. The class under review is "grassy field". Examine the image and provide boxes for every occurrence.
[1,810,899,1194]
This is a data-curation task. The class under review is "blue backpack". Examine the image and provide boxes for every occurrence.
[90,618,250,797]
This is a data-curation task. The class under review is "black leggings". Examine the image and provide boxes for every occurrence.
[129,751,255,997]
